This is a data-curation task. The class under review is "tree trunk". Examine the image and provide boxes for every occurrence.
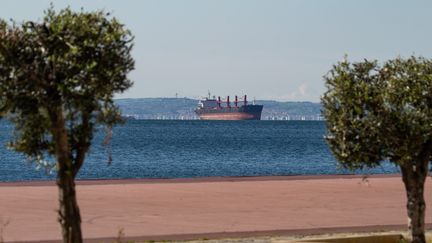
[50,108,83,243]
[400,161,428,243]
[57,170,83,243]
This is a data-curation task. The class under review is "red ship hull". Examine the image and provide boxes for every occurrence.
[196,105,263,120]
[198,112,259,120]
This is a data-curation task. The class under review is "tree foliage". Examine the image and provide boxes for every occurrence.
[322,56,432,243]
[0,7,134,165]
[323,56,432,167]
[0,6,134,242]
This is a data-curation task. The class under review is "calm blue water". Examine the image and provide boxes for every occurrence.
[0,120,399,182]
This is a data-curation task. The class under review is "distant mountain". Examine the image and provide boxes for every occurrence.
[257,100,323,120]
[116,98,198,120]
[115,98,323,120]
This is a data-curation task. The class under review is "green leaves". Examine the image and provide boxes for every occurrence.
[0,6,134,168]
[322,56,432,169]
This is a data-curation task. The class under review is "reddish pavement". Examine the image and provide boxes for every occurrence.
[0,175,431,242]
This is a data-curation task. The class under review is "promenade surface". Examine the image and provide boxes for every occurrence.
[1,175,431,242]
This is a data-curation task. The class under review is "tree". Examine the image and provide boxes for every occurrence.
[322,56,432,243]
[0,7,134,243]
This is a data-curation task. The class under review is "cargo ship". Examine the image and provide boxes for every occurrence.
[195,95,263,120]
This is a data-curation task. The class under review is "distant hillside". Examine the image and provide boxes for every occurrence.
[257,100,322,120]
[116,98,197,119]
[115,98,323,120]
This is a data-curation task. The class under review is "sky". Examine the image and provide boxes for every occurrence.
[1,0,431,102]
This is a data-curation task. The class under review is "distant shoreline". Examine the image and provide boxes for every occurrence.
[115,97,323,120]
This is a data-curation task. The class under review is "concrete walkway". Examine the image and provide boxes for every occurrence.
[0,175,431,242]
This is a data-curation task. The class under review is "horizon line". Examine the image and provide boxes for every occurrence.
[114,97,321,103]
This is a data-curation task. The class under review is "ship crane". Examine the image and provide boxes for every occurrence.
[217,95,248,107]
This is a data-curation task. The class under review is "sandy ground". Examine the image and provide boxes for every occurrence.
[0,175,431,242]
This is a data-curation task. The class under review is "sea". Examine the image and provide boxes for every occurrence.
[0,120,399,182]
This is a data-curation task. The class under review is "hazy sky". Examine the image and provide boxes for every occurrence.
[1,0,431,101]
